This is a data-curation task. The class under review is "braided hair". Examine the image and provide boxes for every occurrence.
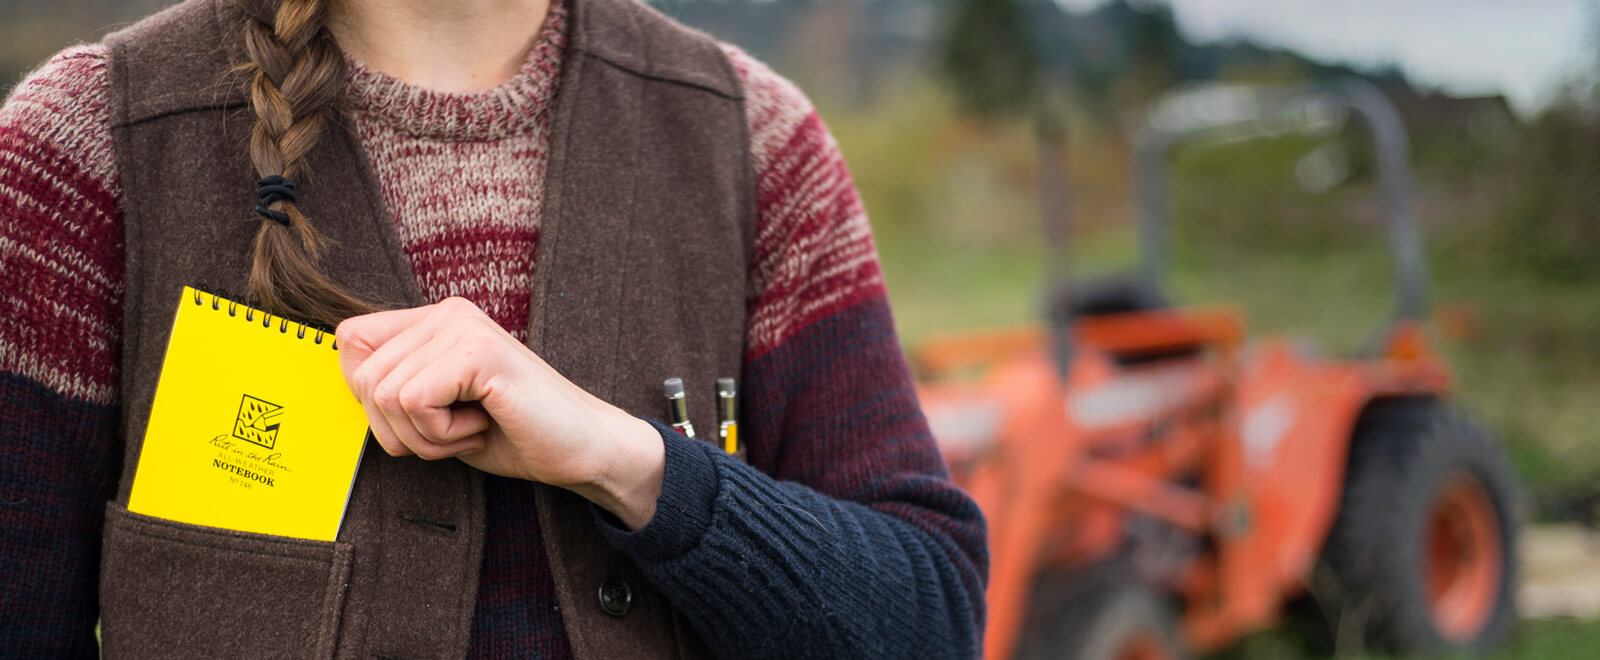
[238,0,378,326]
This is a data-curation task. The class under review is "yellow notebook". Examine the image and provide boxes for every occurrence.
[128,286,369,542]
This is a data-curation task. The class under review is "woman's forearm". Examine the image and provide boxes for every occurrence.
[598,433,985,658]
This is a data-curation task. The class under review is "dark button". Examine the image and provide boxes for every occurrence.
[598,576,633,617]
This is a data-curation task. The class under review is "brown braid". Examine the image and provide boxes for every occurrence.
[238,0,378,326]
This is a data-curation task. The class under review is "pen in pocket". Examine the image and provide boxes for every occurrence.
[662,377,695,438]
[716,377,738,454]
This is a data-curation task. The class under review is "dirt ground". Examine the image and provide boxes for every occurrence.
[1520,524,1600,620]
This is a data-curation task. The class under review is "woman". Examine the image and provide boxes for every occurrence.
[0,0,986,656]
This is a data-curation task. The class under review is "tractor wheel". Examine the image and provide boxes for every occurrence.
[1016,566,1187,660]
[1317,399,1520,654]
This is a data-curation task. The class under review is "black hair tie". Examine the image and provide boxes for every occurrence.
[255,175,298,226]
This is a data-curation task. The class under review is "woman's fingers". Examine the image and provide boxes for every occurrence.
[398,349,493,444]
[336,304,437,387]
[341,311,441,404]
[371,333,496,459]
[340,297,509,461]
[352,323,440,458]
[373,337,485,438]
[370,341,469,459]
[363,394,412,458]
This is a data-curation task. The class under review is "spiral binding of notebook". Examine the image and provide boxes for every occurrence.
[187,288,338,348]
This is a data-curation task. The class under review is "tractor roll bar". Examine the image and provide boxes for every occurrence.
[1133,79,1428,323]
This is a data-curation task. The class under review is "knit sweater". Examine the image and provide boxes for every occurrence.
[0,3,987,658]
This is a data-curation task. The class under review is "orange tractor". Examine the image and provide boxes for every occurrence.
[916,82,1520,658]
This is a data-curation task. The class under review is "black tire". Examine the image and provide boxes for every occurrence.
[1315,398,1521,654]
[1016,565,1187,660]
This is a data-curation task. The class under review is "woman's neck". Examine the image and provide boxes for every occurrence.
[328,0,553,94]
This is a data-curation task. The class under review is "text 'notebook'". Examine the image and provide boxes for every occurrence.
[128,286,369,541]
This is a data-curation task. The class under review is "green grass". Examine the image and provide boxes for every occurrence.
[1493,619,1600,659]
[1212,618,1600,659]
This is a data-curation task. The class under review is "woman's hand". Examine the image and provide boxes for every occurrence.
[335,297,665,529]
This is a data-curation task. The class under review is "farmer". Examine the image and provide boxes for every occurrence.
[0,0,987,656]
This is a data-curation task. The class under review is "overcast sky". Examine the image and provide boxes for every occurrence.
[1058,0,1596,115]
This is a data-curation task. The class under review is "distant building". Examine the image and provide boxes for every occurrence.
[1383,89,1519,143]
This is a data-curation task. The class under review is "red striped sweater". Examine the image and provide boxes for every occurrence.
[0,3,986,657]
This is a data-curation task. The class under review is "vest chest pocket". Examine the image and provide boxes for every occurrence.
[98,502,353,658]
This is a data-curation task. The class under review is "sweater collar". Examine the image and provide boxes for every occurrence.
[341,0,568,142]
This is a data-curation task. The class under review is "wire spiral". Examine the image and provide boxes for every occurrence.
[190,288,337,349]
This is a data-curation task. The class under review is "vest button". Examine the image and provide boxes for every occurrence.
[598,576,633,617]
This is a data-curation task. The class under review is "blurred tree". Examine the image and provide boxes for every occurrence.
[936,0,1082,289]
[1107,1,1182,118]
[1493,7,1600,282]
[937,0,1040,121]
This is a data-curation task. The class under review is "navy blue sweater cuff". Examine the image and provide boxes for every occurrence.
[592,420,720,561]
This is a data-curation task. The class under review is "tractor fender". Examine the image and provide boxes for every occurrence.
[1221,339,1440,630]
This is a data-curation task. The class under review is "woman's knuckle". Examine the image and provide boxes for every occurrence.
[336,318,367,346]
[372,383,400,410]
[397,383,426,412]
[349,368,373,398]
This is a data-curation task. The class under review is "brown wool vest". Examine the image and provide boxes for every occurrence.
[97,0,753,656]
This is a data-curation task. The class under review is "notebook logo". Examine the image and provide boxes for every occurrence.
[233,394,284,449]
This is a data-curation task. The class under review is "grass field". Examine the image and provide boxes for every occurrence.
[1214,618,1600,659]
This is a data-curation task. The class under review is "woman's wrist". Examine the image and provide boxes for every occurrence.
[572,409,666,530]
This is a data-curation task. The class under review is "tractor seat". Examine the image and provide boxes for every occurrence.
[1052,275,1172,319]
[1049,275,1206,366]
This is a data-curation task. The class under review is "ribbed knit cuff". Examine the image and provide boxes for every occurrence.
[592,419,721,562]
